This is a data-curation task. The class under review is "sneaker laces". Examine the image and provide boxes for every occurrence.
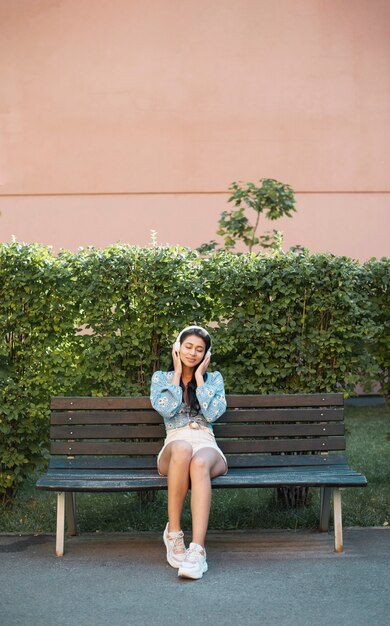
[184,544,205,563]
[168,530,185,555]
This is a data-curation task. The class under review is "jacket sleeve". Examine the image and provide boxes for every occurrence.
[150,371,183,419]
[196,371,227,423]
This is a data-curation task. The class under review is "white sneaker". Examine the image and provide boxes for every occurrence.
[178,542,208,579]
[163,523,186,568]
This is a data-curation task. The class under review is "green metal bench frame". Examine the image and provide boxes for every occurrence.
[36,392,367,556]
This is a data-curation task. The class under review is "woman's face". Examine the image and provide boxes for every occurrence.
[180,334,206,368]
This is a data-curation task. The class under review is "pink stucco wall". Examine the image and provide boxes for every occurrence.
[1,0,389,258]
[1,193,389,260]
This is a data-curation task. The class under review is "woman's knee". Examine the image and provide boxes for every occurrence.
[170,441,193,465]
[190,454,210,477]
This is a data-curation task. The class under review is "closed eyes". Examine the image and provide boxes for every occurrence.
[184,343,204,352]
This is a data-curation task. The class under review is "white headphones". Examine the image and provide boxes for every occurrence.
[173,325,212,359]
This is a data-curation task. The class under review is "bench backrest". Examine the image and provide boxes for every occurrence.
[49,393,345,470]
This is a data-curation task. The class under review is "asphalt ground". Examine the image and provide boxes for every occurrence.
[1,527,389,626]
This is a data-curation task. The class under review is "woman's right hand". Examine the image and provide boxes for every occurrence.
[172,344,182,376]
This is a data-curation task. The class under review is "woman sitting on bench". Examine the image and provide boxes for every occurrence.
[150,325,227,580]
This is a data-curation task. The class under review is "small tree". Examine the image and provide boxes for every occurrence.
[198,178,296,254]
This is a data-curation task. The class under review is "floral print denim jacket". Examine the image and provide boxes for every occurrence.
[150,370,227,433]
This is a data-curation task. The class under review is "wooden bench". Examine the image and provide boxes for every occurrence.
[36,392,367,556]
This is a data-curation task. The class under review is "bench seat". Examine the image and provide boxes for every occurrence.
[37,461,367,491]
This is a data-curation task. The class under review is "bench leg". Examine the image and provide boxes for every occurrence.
[65,492,77,536]
[333,488,343,553]
[56,492,66,557]
[319,487,331,531]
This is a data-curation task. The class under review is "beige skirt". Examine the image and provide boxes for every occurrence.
[157,424,228,477]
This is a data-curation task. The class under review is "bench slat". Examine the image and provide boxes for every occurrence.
[51,411,163,425]
[39,467,364,481]
[50,423,345,439]
[50,393,343,411]
[37,478,166,491]
[50,456,159,469]
[51,441,162,455]
[216,423,344,437]
[220,438,346,453]
[50,425,166,439]
[217,408,344,422]
[51,397,152,410]
[224,393,344,408]
[36,467,367,492]
[214,473,367,487]
[48,453,349,470]
[226,454,346,467]
[50,408,344,425]
[50,437,346,456]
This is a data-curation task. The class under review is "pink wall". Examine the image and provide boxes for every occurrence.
[0,193,389,260]
[1,0,389,258]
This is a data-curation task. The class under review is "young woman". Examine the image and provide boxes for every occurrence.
[150,325,228,580]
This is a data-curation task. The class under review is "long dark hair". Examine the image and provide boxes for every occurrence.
[167,328,211,414]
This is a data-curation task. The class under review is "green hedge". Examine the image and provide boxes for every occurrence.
[0,243,389,501]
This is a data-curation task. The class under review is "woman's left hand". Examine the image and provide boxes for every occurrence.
[196,353,211,380]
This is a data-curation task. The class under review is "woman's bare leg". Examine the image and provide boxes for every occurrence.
[189,448,227,547]
[158,441,192,532]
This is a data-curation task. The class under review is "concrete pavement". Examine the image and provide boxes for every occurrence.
[1,527,389,626]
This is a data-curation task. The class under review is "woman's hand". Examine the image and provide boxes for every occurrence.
[195,353,210,384]
[172,344,182,376]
